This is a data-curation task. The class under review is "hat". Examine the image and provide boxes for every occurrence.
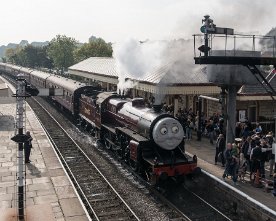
[235,138,242,142]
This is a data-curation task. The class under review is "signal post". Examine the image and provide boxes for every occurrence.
[11,74,62,221]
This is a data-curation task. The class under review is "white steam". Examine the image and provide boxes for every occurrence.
[113,38,202,103]
[114,38,166,95]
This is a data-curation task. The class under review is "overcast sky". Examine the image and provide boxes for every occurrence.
[0,0,275,45]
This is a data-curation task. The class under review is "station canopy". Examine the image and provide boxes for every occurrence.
[69,57,220,95]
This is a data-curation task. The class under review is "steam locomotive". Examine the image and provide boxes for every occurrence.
[0,63,198,184]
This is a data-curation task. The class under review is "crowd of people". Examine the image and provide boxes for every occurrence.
[174,107,224,142]
[215,123,275,187]
[172,105,275,192]
[162,104,275,190]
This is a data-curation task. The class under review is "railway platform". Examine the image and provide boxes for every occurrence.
[0,78,89,221]
[185,135,276,212]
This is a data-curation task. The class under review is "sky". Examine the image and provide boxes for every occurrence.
[0,0,275,46]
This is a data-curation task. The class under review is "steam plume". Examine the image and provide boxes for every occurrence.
[114,38,202,103]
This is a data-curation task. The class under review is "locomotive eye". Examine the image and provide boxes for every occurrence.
[172,126,179,134]
[160,127,167,135]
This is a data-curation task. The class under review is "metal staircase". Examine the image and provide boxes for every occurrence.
[245,65,276,100]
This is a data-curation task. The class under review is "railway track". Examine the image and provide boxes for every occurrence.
[27,97,140,221]
[158,181,234,221]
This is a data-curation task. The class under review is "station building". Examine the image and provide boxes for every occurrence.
[68,57,276,131]
[68,57,222,118]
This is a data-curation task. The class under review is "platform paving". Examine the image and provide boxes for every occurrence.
[185,134,276,212]
[0,79,89,221]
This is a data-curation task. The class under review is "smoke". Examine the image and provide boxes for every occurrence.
[259,27,276,51]
[113,38,202,104]
[113,38,167,95]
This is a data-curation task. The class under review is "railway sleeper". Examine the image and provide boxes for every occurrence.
[66,159,88,166]
[57,145,78,150]
[87,190,113,198]
[93,201,121,210]
[69,168,93,174]
[75,174,103,180]
[63,154,86,159]
[64,158,87,164]
[80,185,109,194]
[169,218,185,221]
[97,209,129,218]
[101,218,133,221]
[81,185,109,193]
[49,133,66,138]
[80,178,108,184]
[75,172,102,179]
[88,195,117,203]
[186,210,217,220]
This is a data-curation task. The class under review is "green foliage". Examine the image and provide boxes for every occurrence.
[74,38,113,62]
[5,45,53,69]
[47,35,77,72]
[6,47,20,64]
[3,35,111,71]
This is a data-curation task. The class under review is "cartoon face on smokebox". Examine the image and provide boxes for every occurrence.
[152,117,184,150]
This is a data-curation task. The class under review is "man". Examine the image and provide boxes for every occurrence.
[215,134,225,166]
[24,131,33,163]
[206,120,215,144]
[250,140,262,182]
[222,143,238,185]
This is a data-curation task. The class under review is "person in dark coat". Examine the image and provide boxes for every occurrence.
[215,134,225,166]
[250,140,262,181]
[24,131,33,163]
[223,143,238,185]
[241,136,253,174]
[206,120,215,144]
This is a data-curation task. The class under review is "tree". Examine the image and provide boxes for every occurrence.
[47,35,77,72]
[18,45,38,67]
[74,38,113,62]
[5,46,22,64]
[5,44,53,69]
[37,46,54,70]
